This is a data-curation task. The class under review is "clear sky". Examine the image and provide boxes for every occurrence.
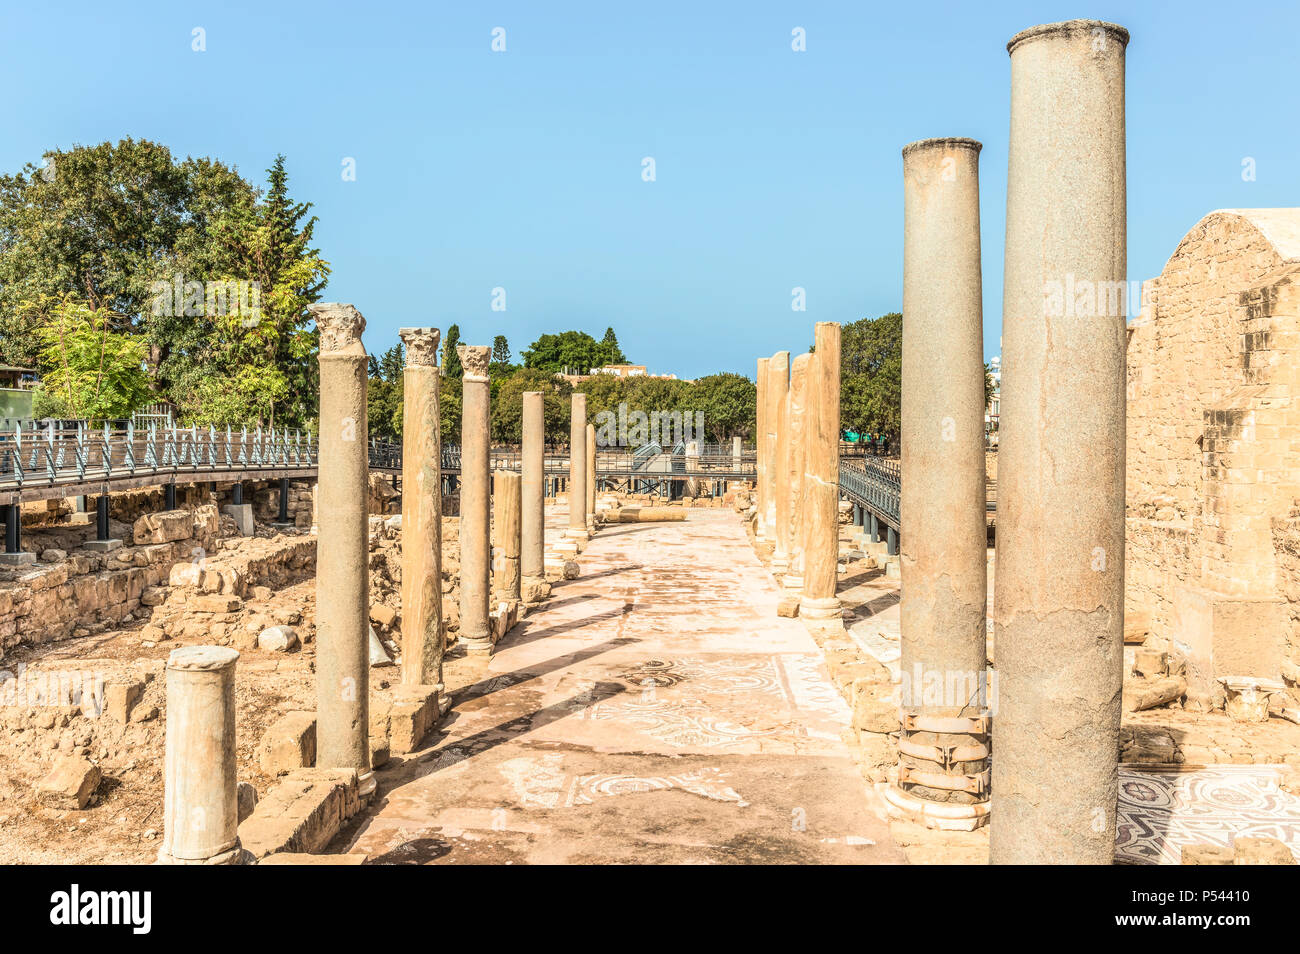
[2,1,1297,379]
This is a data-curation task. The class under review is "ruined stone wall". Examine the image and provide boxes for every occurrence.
[1126,209,1300,699]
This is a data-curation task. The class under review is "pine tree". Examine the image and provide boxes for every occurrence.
[600,326,627,365]
[443,324,462,379]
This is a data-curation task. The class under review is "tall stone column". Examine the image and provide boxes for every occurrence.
[567,393,588,540]
[586,422,597,526]
[521,391,546,584]
[159,646,244,864]
[458,344,493,654]
[492,470,522,604]
[771,353,792,573]
[399,327,443,687]
[992,19,1129,865]
[782,353,810,592]
[890,137,990,829]
[765,353,788,547]
[312,303,373,796]
[732,435,742,476]
[755,358,769,539]
[799,324,842,620]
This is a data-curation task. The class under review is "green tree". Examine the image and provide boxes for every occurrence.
[600,326,627,365]
[34,299,151,420]
[442,324,462,380]
[687,372,756,443]
[367,343,404,441]
[491,367,573,443]
[840,312,902,440]
[522,330,608,374]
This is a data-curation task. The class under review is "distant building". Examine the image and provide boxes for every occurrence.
[556,364,683,385]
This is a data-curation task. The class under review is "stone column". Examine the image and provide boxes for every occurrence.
[765,353,788,547]
[799,324,842,620]
[159,646,244,864]
[782,353,810,592]
[586,422,597,526]
[567,393,588,539]
[311,303,373,796]
[991,19,1129,865]
[732,435,742,476]
[458,345,493,654]
[891,137,990,829]
[521,391,546,585]
[492,470,522,605]
[755,358,768,539]
[771,353,792,573]
[398,327,443,687]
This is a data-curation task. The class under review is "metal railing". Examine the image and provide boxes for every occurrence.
[839,456,901,531]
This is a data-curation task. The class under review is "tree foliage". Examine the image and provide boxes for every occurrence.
[33,299,151,420]
[522,330,628,374]
[840,312,902,440]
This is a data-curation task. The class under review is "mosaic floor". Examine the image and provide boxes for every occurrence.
[339,508,905,864]
[1116,765,1300,864]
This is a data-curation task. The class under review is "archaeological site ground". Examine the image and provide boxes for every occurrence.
[0,1,1295,938]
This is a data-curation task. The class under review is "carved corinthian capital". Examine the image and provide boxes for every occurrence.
[458,344,491,382]
[310,303,366,354]
[399,327,441,367]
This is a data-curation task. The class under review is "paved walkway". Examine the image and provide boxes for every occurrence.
[340,508,904,864]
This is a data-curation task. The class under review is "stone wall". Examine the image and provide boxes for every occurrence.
[0,506,222,659]
[1126,208,1300,707]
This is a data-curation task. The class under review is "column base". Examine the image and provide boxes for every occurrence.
[781,573,804,592]
[0,552,36,565]
[798,596,842,620]
[222,503,255,536]
[358,769,377,800]
[82,539,123,553]
[460,635,495,656]
[157,840,252,865]
[881,783,989,831]
[271,521,297,531]
[565,528,589,542]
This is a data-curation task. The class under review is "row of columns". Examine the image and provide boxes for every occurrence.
[755,323,842,620]
[886,20,1129,864]
[159,308,597,862]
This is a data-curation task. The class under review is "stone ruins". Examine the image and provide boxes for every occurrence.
[1,17,1298,868]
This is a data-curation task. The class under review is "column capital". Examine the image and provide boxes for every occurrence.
[399,327,441,367]
[310,303,366,354]
[902,137,982,158]
[458,344,491,382]
[1008,19,1128,54]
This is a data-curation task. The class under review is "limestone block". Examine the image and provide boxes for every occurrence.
[38,756,101,809]
[132,510,194,545]
[237,781,258,823]
[388,685,440,754]
[237,768,361,860]
[104,680,144,723]
[258,625,300,653]
[260,711,317,776]
[1181,844,1235,865]
[1233,837,1296,865]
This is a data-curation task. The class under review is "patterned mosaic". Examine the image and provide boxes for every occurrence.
[500,754,748,808]
[1116,765,1300,864]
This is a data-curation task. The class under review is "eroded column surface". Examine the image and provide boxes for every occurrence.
[895,137,990,826]
[521,391,546,583]
[755,358,769,539]
[399,327,444,687]
[159,646,243,864]
[782,353,810,592]
[312,303,373,795]
[586,422,597,526]
[772,353,792,573]
[991,19,1129,865]
[458,344,493,653]
[766,352,789,549]
[492,470,522,604]
[567,393,588,539]
[799,324,842,620]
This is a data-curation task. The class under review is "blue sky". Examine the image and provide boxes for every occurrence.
[2,1,1297,378]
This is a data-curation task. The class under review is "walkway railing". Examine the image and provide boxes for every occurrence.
[838,456,901,531]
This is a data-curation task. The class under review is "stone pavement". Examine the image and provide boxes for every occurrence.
[336,508,904,864]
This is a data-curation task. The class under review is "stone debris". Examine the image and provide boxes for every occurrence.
[38,756,102,809]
